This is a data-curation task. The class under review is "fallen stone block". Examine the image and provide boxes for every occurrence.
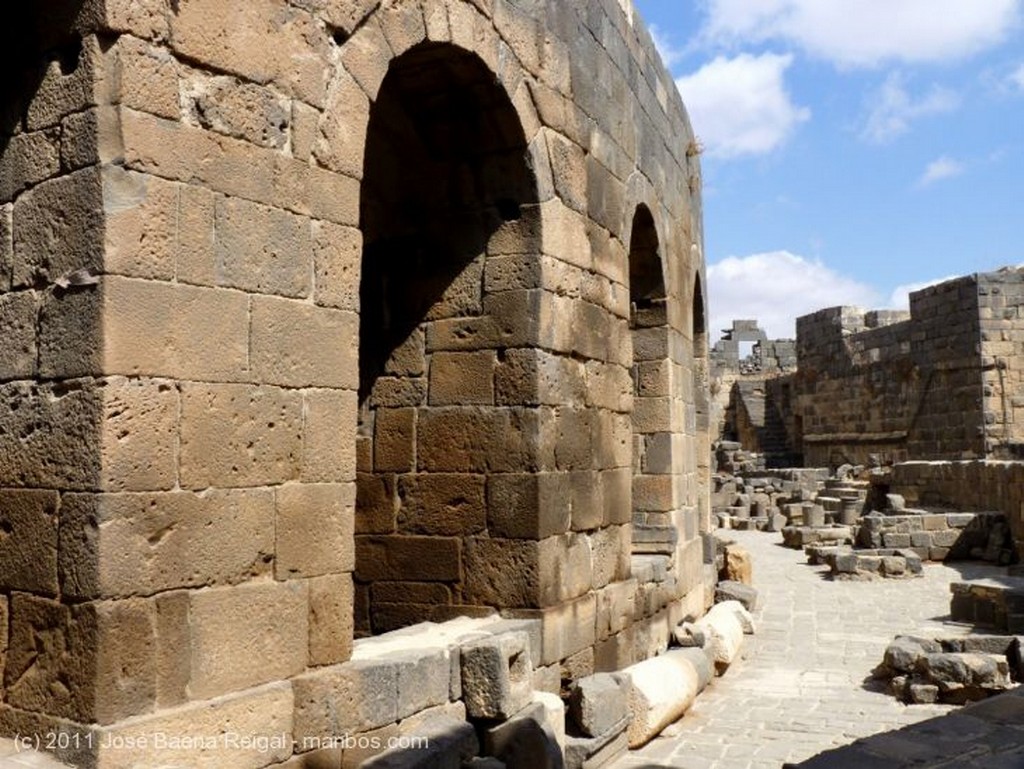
[723,543,752,584]
[361,713,478,768]
[461,631,533,719]
[619,650,701,748]
[481,697,564,769]
[715,580,759,612]
[567,673,628,739]
[671,621,705,648]
[564,715,628,769]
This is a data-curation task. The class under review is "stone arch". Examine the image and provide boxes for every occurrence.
[354,40,543,636]
[627,204,674,549]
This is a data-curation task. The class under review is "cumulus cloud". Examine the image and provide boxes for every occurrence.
[1009,63,1024,90]
[675,53,810,158]
[917,156,966,186]
[886,276,960,308]
[860,73,960,143]
[700,0,1021,68]
[707,251,880,340]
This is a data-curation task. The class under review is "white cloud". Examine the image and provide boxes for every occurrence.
[860,73,960,143]
[676,53,810,158]
[707,251,880,340]
[649,24,684,69]
[700,0,1021,68]
[886,276,959,308]
[917,156,966,186]
[1009,63,1024,90]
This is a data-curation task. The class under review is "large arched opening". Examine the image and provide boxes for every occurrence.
[627,205,673,549]
[355,42,539,636]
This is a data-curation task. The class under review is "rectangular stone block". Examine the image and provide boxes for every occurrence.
[373,407,416,473]
[90,276,250,381]
[0,490,59,595]
[303,388,357,483]
[0,291,37,379]
[103,167,176,279]
[508,593,598,666]
[461,632,533,719]
[13,166,103,288]
[293,658,399,740]
[5,594,156,725]
[60,489,275,599]
[309,573,354,667]
[251,296,359,388]
[429,351,496,405]
[0,203,11,291]
[356,472,397,534]
[214,195,312,297]
[417,407,550,473]
[276,483,355,579]
[154,591,190,709]
[0,129,61,203]
[312,220,361,311]
[188,580,309,700]
[487,472,571,539]
[397,473,487,536]
[97,682,294,769]
[355,535,461,582]
[180,383,303,489]
[176,183,216,285]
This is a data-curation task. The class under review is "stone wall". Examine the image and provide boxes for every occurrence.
[890,461,1024,557]
[0,0,708,766]
[794,275,990,467]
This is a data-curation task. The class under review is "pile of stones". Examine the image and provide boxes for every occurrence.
[875,634,1021,704]
[818,547,924,580]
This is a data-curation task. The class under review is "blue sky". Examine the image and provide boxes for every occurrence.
[632,0,1024,340]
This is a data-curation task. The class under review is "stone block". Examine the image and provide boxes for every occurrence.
[98,376,179,492]
[302,388,357,483]
[59,489,275,600]
[714,580,759,612]
[212,193,309,296]
[568,672,628,738]
[429,351,497,405]
[620,651,700,748]
[0,489,59,595]
[487,472,571,539]
[13,166,103,288]
[373,407,416,473]
[723,543,752,584]
[251,296,359,388]
[0,291,39,380]
[92,276,250,381]
[693,601,747,671]
[361,713,478,769]
[355,535,461,582]
[564,716,628,769]
[293,658,399,740]
[176,183,217,285]
[398,473,487,536]
[312,220,361,311]
[508,594,597,665]
[180,383,303,489]
[188,581,309,700]
[102,167,177,280]
[276,483,355,578]
[97,682,294,769]
[5,594,156,725]
[481,698,563,769]
[461,632,533,719]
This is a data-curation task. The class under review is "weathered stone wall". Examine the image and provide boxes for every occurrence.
[0,0,707,765]
[794,276,987,467]
[890,461,1024,557]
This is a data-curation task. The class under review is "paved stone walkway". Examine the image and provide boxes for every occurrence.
[612,529,1007,769]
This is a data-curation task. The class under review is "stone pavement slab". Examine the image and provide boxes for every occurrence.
[610,529,1009,769]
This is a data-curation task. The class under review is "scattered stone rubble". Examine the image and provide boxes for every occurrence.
[331,595,758,768]
[875,635,1021,705]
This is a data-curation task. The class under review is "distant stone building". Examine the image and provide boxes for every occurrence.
[792,268,1024,467]
[710,320,797,465]
[0,0,709,765]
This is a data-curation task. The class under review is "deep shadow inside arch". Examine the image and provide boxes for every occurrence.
[628,206,673,540]
[356,42,538,636]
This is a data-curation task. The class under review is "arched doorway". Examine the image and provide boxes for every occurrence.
[627,205,673,547]
[354,42,539,635]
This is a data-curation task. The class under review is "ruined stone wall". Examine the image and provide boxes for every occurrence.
[977,269,1024,457]
[0,0,707,765]
[794,277,986,467]
[890,461,1024,558]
